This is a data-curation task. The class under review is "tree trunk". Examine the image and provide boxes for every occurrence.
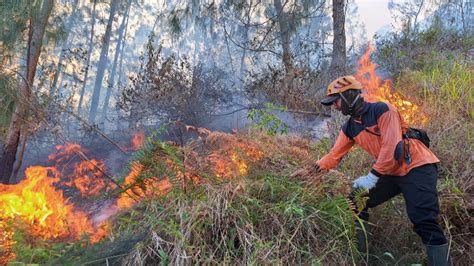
[224,29,235,76]
[10,127,28,181]
[77,0,97,115]
[273,0,294,74]
[117,13,129,88]
[100,0,132,125]
[239,15,249,82]
[329,0,347,79]
[88,0,119,124]
[239,35,247,81]
[412,0,424,35]
[50,0,79,96]
[0,0,54,184]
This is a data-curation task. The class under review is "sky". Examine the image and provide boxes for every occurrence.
[355,0,396,39]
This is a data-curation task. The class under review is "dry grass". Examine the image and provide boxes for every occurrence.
[49,53,472,266]
[48,129,361,265]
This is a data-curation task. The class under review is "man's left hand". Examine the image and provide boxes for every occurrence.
[291,163,321,179]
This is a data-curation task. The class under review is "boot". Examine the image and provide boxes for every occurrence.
[426,243,452,266]
[355,219,368,254]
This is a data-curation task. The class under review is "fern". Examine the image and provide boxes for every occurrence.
[346,188,370,216]
[117,124,189,200]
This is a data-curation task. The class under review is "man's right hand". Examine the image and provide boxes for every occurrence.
[290,163,321,179]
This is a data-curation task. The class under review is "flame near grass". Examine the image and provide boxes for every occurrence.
[0,166,107,262]
[0,133,148,263]
[355,44,428,125]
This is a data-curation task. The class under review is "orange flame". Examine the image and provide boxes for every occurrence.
[131,131,145,150]
[0,143,123,263]
[70,159,109,196]
[0,166,107,262]
[210,142,263,179]
[47,143,83,163]
[355,44,428,125]
[0,220,15,264]
[49,144,112,197]
[0,129,265,263]
[116,163,144,209]
[0,166,94,239]
[116,162,173,209]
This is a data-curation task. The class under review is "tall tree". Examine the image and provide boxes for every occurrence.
[77,0,97,115]
[49,0,79,96]
[329,0,347,79]
[0,0,55,184]
[87,0,119,124]
[221,0,327,75]
[239,24,249,82]
[100,0,132,125]
[273,0,294,74]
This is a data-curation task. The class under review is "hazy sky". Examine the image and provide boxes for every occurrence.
[355,0,395,39]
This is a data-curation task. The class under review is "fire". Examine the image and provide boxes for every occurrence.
[0,128,265,263]
[116,163,144,209]
[48,144,112,197]
[64,159,110,196]
[231,153,248,175]
[0,220,15,264]
[0,166,107,262]
[0,166,93,238]
[355,44,428,125]
[131,131,145,150]
[47,143,82,162]
[0,140,146,263]
[210,142,263,179]
[116,162,173,209]
[237,142,264,161]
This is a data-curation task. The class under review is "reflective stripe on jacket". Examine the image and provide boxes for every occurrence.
[317,101,439,176]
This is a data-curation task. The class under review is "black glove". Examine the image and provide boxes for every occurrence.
[346,188,370,215]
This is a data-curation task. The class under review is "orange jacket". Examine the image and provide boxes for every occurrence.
[317,101,439,177]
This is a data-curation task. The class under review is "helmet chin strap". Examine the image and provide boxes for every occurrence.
[339,92,361,116]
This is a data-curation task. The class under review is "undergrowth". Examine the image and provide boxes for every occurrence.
[118,175,358,265]
[10,48,473,266]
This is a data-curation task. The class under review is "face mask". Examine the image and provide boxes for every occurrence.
[340,92,361,116]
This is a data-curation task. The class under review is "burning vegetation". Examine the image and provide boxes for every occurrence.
[355,44,428,125]
[1,45,472,265]
[0,127,271,263]
[0,46,431,264]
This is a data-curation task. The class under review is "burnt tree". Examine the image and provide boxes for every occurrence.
[0,0,55,184]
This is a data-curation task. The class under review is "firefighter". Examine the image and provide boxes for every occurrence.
[292,75,451,265]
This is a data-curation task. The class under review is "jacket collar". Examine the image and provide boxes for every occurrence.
[361,101,370,115]
[350,101,370,122]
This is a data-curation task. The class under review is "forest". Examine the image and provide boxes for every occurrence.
[0,0,472,264]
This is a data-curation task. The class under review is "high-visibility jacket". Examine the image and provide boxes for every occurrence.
[317,101,439,177]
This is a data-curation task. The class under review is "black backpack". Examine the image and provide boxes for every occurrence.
[404,127,431,148]
[355,115,431,149]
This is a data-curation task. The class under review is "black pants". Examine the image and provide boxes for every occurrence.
[359,164,447,245]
